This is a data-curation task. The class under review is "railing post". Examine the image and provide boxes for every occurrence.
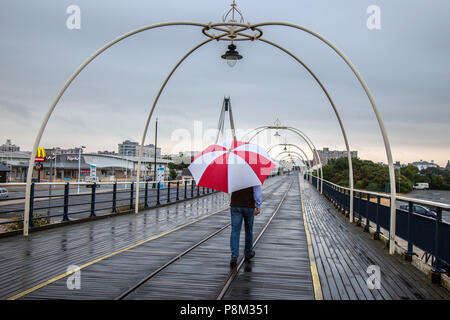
[184,180,187,199]
[90,183,96,217]
[29,182,35,228]
[112,182,117,213]
[431,207,444,280]
[167,181,171,203]
[374,196,380,240]
[156,182,161,205]
[197,185,200,197]
[364,194,370,232]
[345,189,350,218]
[356,192,362,226]
[130,182,134,210]
[144,182,149,208]
[403,201,414,260]
[62,182,70,222]
[191,180,194,198]
[387,197,392,251]
[176,181,180,201]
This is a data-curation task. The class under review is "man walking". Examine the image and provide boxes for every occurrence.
[229,185,262,267]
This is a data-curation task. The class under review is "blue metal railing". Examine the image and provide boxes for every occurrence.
[306,174,450,273]
[0,179,214,233]
[0,173,279,234]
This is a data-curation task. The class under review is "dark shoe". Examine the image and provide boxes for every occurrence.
[245,251,255,261]
[230,257,237,267]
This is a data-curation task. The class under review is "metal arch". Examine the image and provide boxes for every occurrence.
[287,126,324,193]
[279,154,301,162]
[258,37,354,223]
[267,143,311,167]
[246,126,322,192]
[279,155,303,167]
[248,126,320,189]
[275,151,307,166]
[134,39,214,212]
[21,20,253,235]
[270,144,313,183]
[251,21,397,254]
[271,145,311,176]
[24,19,396,248]
[21,21,247,236]
[278,154,311,178]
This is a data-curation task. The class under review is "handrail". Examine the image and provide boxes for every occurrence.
[0,178,194,187]
[316,176,450,210]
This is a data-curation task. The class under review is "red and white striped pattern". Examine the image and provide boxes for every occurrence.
[188,140,275,193]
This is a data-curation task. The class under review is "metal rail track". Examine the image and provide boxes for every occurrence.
[216,178,294,300]
[115,176,291,300]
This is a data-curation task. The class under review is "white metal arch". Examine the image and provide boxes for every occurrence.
[275,150,308,166]
[278,153,312,180]
[245,126,323,192]
[267,143,311,167]
[23,19,397,253]
[257,38,354,223]
[269,144,313,183]
[22,22,220,235]
[251,22,397,253]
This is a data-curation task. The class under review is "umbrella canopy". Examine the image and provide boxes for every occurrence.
[188,140,275,193]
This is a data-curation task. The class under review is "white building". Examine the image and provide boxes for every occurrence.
[0,151,172,182]
[412,160,439,171]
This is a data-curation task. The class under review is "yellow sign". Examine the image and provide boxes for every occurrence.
[36,147,46,162]
[37,147,46,158]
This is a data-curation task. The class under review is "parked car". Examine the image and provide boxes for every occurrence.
[0,188,8,198]
[399,204,436,218]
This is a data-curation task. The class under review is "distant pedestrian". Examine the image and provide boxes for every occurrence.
[229,185,262,267]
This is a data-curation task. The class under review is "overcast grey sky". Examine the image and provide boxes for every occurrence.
[0,0,449,166]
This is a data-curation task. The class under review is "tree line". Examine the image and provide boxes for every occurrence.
[313,158,450,193]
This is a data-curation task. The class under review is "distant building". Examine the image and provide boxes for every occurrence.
[446,160,450,171]
[98,150,116,155]
[412,160,439,171]
[142,143,161,159]
[314,147,358,165]
[0,139,20,152]
[45,146,84,155]
[118,140,139,157]
[168,151,199,164]
[118,140,161,158]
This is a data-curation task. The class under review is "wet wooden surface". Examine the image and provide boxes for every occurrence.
[223,176,314,299]
[0,183,234,300]
[1,176,286,299]
[1,173,449,300]
[301,178,450,300]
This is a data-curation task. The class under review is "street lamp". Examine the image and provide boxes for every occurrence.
[77,145,86,194]
[221,43,243,67]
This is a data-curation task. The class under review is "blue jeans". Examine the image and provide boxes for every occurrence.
[230,206,254,258]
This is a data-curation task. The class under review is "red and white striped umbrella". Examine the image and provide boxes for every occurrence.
[188,140,275,193]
